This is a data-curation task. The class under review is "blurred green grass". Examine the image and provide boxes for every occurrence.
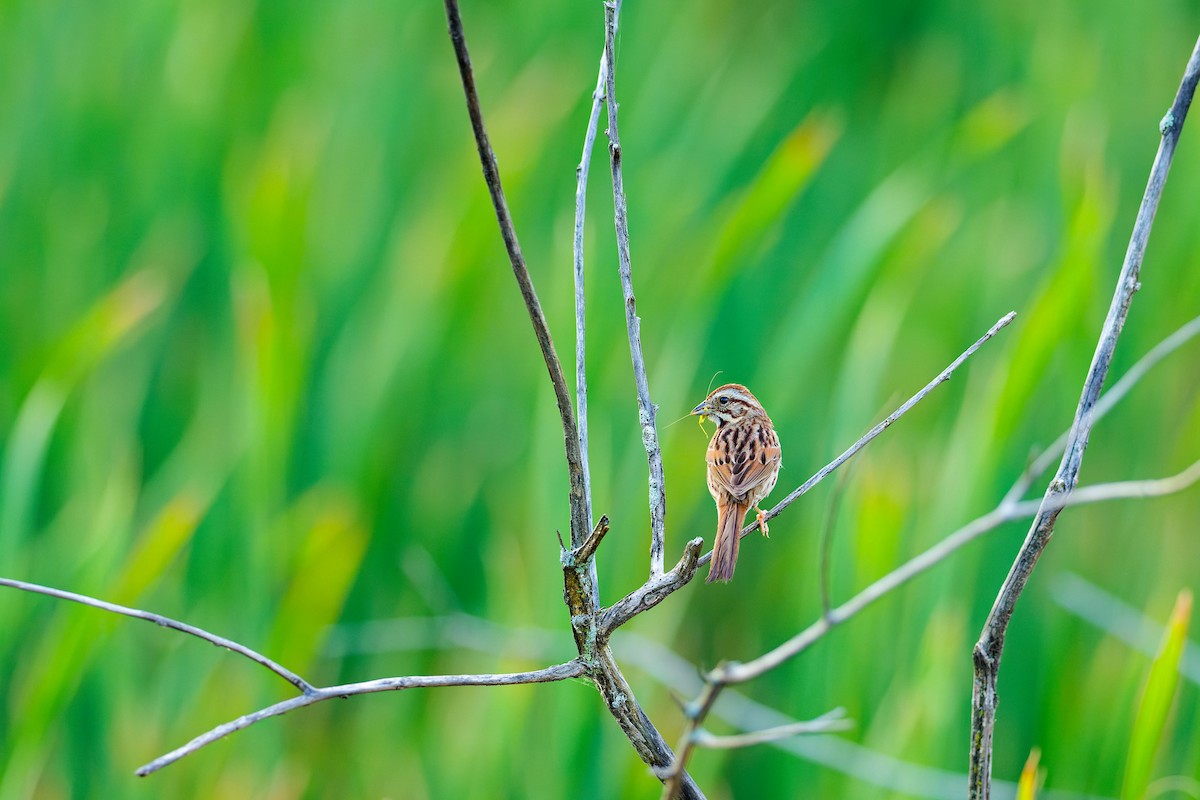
[1,0,1199,797]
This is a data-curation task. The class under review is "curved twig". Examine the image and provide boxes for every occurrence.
[136,659,588,776]
[0,577,313,694]
[689,709,852,750]
[442,0,589,553]
[722,458,1200,685]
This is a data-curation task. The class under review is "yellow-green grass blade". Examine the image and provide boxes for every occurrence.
[1121,589,1192,800]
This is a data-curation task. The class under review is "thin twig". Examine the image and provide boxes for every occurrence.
[136,658,588,776]
[660,682,722,799]
[722,458,1200,685]
[569,29,606,624]
[653,458,1200,785]
[604,312,1016,637]
[1003,312,1200,506]
[573,0,612,542]
[602,0,668,579]
[701,310,1016,567]
[0,577,313,694]
[690,709,853,750]
[442,0,589,553]
[969,34,1200,799]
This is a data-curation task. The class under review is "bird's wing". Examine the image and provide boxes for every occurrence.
[706,428,781,502]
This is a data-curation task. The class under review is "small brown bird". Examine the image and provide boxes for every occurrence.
[691,384,783,583]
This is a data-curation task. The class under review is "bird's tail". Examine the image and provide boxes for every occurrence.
[707,502,746,583]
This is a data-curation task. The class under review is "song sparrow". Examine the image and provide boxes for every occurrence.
[691,384,782,583]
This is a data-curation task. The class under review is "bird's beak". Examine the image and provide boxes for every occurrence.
[691,402,709,417]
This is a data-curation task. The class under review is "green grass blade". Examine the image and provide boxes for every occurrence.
[1121,589,1192,800]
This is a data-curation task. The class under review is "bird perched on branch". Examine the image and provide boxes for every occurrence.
[691,384,782,583]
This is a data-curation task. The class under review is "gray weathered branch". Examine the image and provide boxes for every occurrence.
[689,709,852,750]
[654,460,1200,791]
[0,577,312,694]
[137,659,587,776]
[442,0,589,555]
[654,304,1200,789]
[968,32,1200,798]
[602,0,668,579]
[573,0,610,541]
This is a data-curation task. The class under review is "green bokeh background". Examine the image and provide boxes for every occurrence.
[1,0,1199,797]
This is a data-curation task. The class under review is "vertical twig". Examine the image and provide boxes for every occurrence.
[572,20,612,608]
[602,0,668,578]
[660,681,723,800]
[968,33,1200,799]
[443,0,589,555]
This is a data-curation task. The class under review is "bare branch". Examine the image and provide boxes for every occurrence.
[573,0,612,542]
[136,658,588,776]
[699,310,1016,568]
[442,0,589,552]
[600,537,705,636]
[0,577,313,694]
[444,6,697,794]
[660,681,722,799]
[969,33,1200,798]
[721,459,1200,686]
[602,0,668,579]
[654,455,1200,789]
[690,709,853,750]
[1003,312,1200,506]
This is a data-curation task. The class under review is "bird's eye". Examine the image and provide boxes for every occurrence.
[718,396,729,405]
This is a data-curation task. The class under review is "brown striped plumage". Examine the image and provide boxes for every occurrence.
[691,384,782,583]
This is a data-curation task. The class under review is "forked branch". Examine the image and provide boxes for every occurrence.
[449,1,700,794]
[968,32,1200,798]
[658,307,1200,794]
[658,457,1200,795]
